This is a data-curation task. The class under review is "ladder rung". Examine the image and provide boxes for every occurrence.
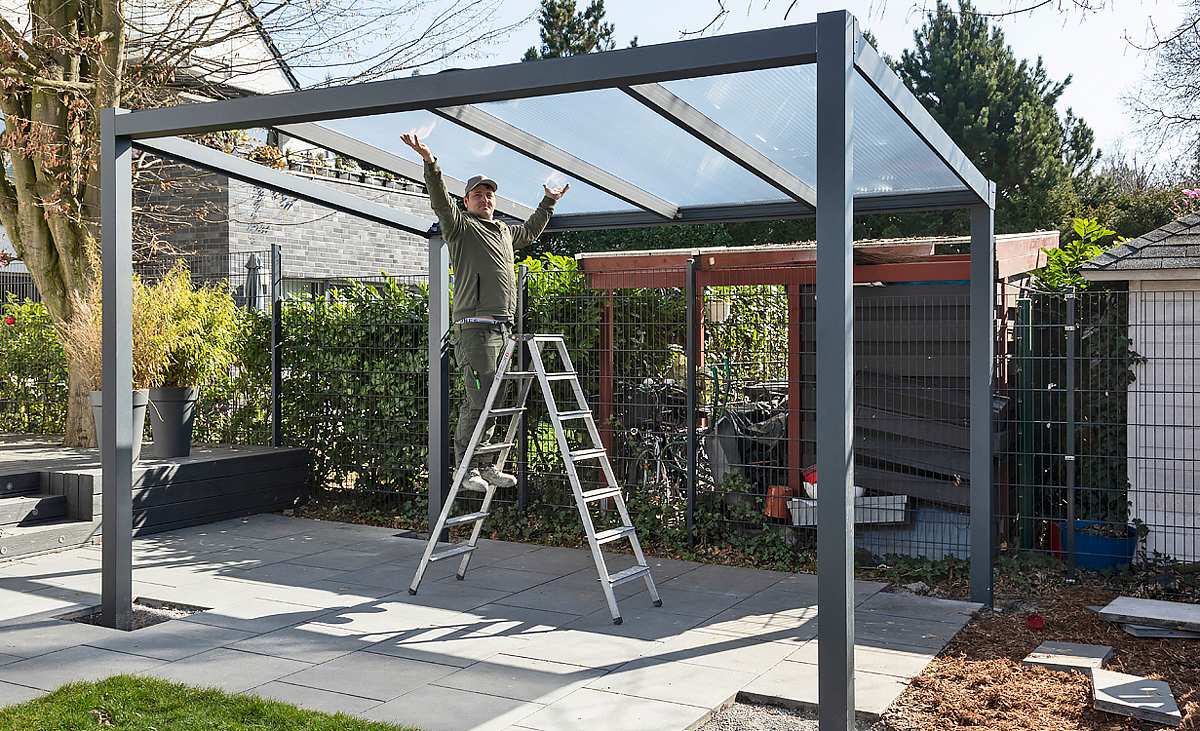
[570,448,606,462]
[445,511,489,527]
[474,442,515,455]
[582,487,622,502]
[429,544,475,562]
[544,372,578,382]
[488,407,526,417]
[531,334,565,342]
[593,526,636,545]
[504,371,536,379]
[557,410,591,421]
[607,565,651,586]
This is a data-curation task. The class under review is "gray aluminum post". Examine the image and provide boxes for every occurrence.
[816,11,856,729]
[100,108,133,630]
[428,227,451,540]
[685,257,698,548]
[1065,289,1077,570]
[969,201,996,606]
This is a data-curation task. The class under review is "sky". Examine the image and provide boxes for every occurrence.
[427,0,1188,165]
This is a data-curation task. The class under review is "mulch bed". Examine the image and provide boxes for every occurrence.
[883,585,1200,730]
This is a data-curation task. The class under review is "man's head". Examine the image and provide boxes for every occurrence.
[464,175,497,220]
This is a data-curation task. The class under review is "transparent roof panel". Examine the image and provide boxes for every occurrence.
[327,112,636,215]
[661,66,965,196]
[475,88,785,207]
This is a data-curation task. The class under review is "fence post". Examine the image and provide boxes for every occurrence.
[270,244,283,448]
[517,263,529,510]
[428,226,451,540]
[1016,297,1035,550]
[685,257,698,548]
[1065,289,1077,570]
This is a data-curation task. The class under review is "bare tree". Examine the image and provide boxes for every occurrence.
[0,0,525,446]
[1131,1,1200,155]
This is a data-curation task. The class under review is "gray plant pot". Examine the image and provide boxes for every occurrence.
[148,386,199,458]
[89,389,150,463]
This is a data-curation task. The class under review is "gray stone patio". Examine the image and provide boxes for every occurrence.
[0,514,979,730]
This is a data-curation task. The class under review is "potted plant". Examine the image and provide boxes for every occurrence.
[145,263,239,458]
[57,277,175,463]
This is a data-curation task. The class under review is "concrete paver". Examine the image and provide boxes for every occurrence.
[282,649,457,701]
[0,645,163,691]
[433,653,606,704]
[514,687,710,731]
[141,647,311,694]
[365,683,542,731]
[248,680,382,716]
[586,656,756,708]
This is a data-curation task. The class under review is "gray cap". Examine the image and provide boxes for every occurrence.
[465,175,498,196]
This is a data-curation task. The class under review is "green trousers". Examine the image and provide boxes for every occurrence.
[453,323,510,468]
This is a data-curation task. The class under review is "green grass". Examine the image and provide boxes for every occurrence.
[0,675,417,731]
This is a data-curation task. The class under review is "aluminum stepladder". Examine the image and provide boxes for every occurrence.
[409,333,661,624]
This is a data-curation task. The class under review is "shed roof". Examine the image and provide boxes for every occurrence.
[1084,213,1200,273]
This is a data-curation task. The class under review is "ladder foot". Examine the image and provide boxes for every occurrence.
[455,574,465,581]
[408,588,418,595]
[652,599,663,607]
[612,616,623,625]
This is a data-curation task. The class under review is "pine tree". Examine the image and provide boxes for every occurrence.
[524,0,633,61]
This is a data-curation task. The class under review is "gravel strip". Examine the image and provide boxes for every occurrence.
[700,702,886,731]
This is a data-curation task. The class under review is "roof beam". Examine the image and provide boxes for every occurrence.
[432,104,678,220]
[113,24,817,139]
[544,188,980,232]
[853,41,992,207]
[274,121,537,220]
[133,136,433,236]
[622,83,817,209]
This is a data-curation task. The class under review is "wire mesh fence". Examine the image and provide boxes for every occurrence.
[995,284,1200,571]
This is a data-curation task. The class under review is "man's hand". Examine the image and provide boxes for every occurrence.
[543,182,570,201]
[401,133,434,163]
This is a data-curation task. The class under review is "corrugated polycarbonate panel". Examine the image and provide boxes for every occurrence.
[327,112,635,215]
[475,88,785,207]
[661,66,965,196]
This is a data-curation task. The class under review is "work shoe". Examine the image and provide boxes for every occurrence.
[480,466,517,489]
[462,468,490,493]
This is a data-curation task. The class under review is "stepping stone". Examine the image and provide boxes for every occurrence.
[1121,624,1200,639]
[1097,597,1200,633]
[1092,668,1182,727]
[1022,641,1112,673]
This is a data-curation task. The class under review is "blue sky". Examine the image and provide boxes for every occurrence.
[416,0,1187,163]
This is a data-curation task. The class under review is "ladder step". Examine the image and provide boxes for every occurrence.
[607,565,651,587]
[570,448,607,462]
[545,372,578,382]
[504,371,536,379]
[474,442,515,455]
[593,526,636,545]
[445,511,489,527]
[557,410,591,421]
[429,544,476,562]
[488,407,526,417]
[531,334,565,342]
[582,487,622,502]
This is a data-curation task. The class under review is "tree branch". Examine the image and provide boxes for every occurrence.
[0,68,95,92]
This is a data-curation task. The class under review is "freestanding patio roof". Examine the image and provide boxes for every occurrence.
[99,10,996,726]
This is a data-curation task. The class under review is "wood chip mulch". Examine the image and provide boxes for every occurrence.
[882,586,1200,730]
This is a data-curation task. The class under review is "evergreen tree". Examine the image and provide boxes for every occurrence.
[523,0,633,61]
[895,0,1098,232]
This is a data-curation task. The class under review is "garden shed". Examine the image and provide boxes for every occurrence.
[1084,213,1200,562]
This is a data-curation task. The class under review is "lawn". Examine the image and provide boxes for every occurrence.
[0,675,416,731]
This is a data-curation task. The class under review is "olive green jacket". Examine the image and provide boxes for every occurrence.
[424,158,556,323]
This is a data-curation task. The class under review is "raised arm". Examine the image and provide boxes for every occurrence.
[512,183,570,250]
[401,133,462,238]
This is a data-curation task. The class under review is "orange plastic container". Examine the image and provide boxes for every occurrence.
[765,485,793,520]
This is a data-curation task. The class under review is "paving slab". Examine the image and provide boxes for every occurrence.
[786,640,936,680]
[1098,596,1200,633]
[0,679,45,707]
[851,611,964,650]
[364,682,542,731]
[857,592,981,625]
[587,655,756,708]
[514,687,709,731]
[567,605,706,641]
[496,581,628,616]
[84,619,255,661]
[1092,668,1182,727]
[142,647,311,694]
[365,620,529,668]
[182,596,333,634]
[740,661,909,718]
[434,566,559,594]
[285,548,397,572]
[0,586,93,623]
[620,585,746,619]
[0,645,163,691]
[661,563,785,596]
[0,617,122,658]
[505,628,660,670]
[653,629,797,674]
[1022,641,1113,674]
[231,622,388,664]
[283,650,457,701]
[433,653,605,704]
[1121,624,1200,639]
[218,561,348,588]
[312,598,464,635]
[490,546,596,575]
[0,653,21,667]
[248,680,381,716]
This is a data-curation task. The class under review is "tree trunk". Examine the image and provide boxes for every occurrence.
[64,352,96,448]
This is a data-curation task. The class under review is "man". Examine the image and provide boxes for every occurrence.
[401,132,569,492]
